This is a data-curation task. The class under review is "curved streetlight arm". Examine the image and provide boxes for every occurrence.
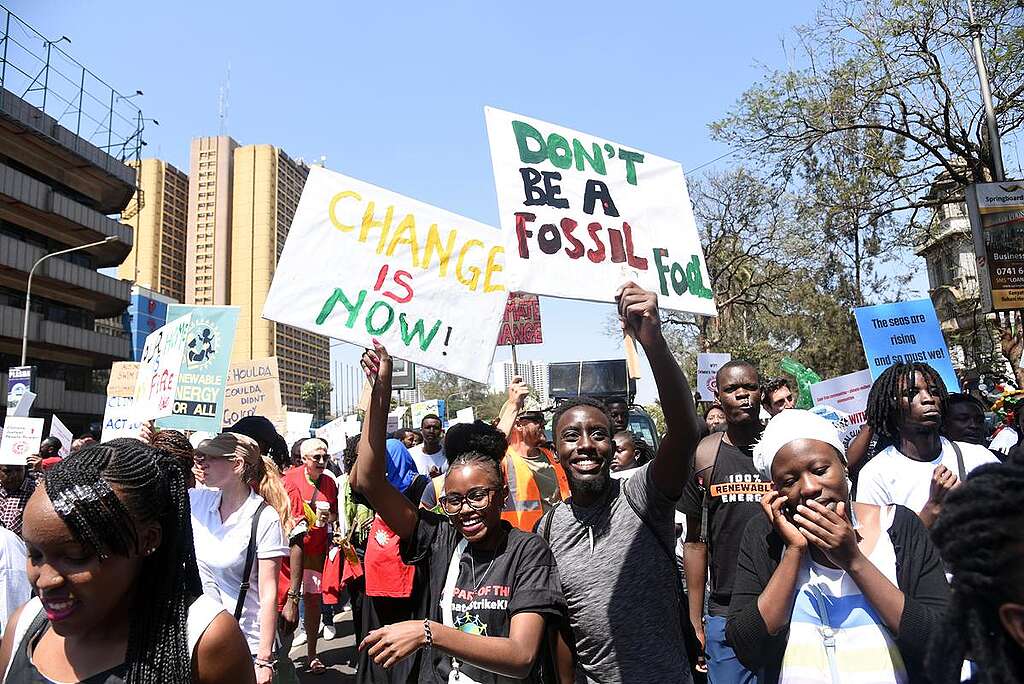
[443,390,473,421]
[21,236,119,365]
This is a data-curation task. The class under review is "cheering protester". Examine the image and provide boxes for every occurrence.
[928,460,1024,684]
[0,439,253,683]
[856,363,998,526]
[539,282,701,683]
[189,433,291,682]
[727,410,949,684]
[681,359,768,683]
[351,341,566,683]
[496,379,570,532]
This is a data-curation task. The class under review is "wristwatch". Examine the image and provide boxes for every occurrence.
[286,590,301,604]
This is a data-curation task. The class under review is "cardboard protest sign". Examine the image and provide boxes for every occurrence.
[262,166,508,383]
[854,299,958,391]
[484,107,716,316]
[108,362,140,397]
[0,417,44,465]
[133,313,193,420]
[49,415,73,457]
[497,293,542,345]
[696,353,731,402]
[222,357,285,430]
[156,305,239,432]
[810,369,873,443]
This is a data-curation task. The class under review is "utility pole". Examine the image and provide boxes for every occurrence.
[967,0,1006,181]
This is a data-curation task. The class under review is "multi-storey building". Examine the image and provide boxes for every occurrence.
[229,145,329,409]
[117,159,188,302]
[186,135,238,306]
[496,360,550,399]
[0,7,138,430]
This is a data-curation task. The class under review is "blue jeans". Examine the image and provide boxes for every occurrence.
[705,615,756,684]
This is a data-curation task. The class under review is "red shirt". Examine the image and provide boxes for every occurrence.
[282,466,338,558]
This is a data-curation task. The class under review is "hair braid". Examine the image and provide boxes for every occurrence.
[44,439,200,684]
[927,460,1024,684]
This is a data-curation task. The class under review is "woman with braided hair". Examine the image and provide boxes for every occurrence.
[0,439,253,683]
[928,460,1024,684]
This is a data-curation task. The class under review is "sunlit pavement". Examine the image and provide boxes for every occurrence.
[291,609,358,683]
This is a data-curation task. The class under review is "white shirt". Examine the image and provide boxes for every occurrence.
[989,426,1018,455]
[408,445,446,476]
[855,437,999,513]
[190,488,287,654]
[0,526,29,634]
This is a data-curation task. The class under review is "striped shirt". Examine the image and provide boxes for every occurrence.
[781,505,907,684]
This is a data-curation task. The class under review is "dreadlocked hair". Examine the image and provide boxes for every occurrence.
[927,460,1024,684]
[446,450,505,488]
[552,396,613,443]
[342,434,361,473]
[43,439,200,684]
[864,362,949,448]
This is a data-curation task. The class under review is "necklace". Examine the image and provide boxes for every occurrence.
[468,547,498,590]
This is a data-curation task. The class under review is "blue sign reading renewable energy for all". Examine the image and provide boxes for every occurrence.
[854,299,959,392]
[155,305,240,432]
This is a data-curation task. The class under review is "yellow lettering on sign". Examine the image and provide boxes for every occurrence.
[328,190,361,232]
[422,223,456,277]
[483,245,506,293]
[456,239,484,291]
[387,214,421,267]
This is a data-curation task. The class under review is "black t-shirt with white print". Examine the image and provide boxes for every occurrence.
[679,439,771,616]
[400,511,566,684]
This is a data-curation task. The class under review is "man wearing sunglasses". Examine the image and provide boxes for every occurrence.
[281,438,339,672]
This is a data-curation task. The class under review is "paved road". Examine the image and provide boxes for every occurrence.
[290,609,358,683]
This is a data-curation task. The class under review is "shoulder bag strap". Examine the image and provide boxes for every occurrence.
[234,500,269,621]
[698,432,726,544]
[950,440,967,482]
[539,500,562,540]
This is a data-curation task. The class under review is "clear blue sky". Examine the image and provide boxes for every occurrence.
[19,0,925,404]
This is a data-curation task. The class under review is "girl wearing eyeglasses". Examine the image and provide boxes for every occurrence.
[350,341,567,684]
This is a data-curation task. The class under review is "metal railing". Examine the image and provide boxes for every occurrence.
[0,4,147,163]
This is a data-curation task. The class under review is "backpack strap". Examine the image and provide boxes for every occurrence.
[950,440,967,482]
[695,432,725,544]
[234,500,269,620]
[538,500,562,541]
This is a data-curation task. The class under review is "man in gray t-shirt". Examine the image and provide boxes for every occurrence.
[538,283,701,684]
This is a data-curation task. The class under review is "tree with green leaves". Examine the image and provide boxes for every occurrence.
[300,379,332,425]
[712,0,1024,384]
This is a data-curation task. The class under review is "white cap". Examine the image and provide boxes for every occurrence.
[752,409,845,482]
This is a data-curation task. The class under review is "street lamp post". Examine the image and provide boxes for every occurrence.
[443,390,472,421]
[21,236,119,365]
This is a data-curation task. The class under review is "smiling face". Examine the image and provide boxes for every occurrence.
[303,447,328,478]
[771,438,849,516]
[612,432,637,472]
[898,371,943,436]
[555,405,615,500]
[442,463,506,546]
[22,487,156,637]
[716,365,762,428]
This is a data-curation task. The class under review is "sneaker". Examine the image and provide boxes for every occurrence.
[323,623,336,640]
[292,628,307,647]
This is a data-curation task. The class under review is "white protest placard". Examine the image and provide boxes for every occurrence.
[412,399,445,428]
[451,406,476,426]
[696,353,731,402]
[0,417,44,465]
[810,369,872,428]
[50,415,73,457]
[11,390,35,417]
[285,411,314,449]
[262,166,508,383]
[101,396,144,442]
[133,313,193,420]
[484,107,716,316]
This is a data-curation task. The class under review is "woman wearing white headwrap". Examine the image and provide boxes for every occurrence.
[725,410,949,684]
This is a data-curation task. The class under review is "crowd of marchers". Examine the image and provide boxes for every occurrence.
[1,281,1022,684]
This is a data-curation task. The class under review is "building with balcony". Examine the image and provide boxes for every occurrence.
[916,173,1007,383]
[186,135,238,306]
[0,7,141,430]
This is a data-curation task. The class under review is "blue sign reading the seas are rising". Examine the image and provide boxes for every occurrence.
[854,299,959,392]
[155,305,239,432]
